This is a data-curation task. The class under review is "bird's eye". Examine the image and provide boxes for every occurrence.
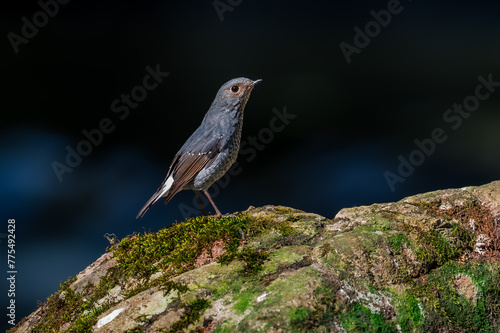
[231,85,239,93]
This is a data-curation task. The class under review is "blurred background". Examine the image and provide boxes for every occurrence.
[1,0,499,328]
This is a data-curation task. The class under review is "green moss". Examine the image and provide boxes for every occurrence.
[290,307,313,330]
[258,267,322,309]
[239,208,318,240]
[210,271,265,314]
[218,247,270,276]
[410,198,499,257]
[233,290,253,313]
[31,276,112,333]
[405,262,500,332]
[321,236,358,281]
[213,319,237,333]
[167,298,210,333]
[339,303,397,333]
[226,277,270,315]
[260,246,308,276]
[240,210,325,251]
[395,292,424,333]
[357,230,386,253]
[322,227,389,282]
[66,305,109,332]
[113,216,250,281]
[407,222,474,269]
[286,215,300,222]
[220,267,332,331]
[124,284,152,299]
[157,279,189,297]
[369,213,397,232]
[411,200,439,212]
[272,206,300,215]
[390,234,410,254]
[450,223,476,249]
[290,307,335,332]
[239,213,280,238]
[318,242,333,257]
[278,222,297,237]
[483,264,500,322]
[290,307,312,322]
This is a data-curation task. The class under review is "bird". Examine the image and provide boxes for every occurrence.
[137,77,262,218]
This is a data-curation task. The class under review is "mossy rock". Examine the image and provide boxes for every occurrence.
[11,182,500,332]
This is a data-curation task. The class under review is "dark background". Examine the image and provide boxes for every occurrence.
[1,0,499,329]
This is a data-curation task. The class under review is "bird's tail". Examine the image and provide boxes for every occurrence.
[136,175,175,218]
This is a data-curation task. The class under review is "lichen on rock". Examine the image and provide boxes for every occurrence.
[11,181,500,332]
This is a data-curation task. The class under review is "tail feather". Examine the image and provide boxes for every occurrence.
[136,175,175,218]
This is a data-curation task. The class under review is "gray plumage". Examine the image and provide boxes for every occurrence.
[137,77,261,218]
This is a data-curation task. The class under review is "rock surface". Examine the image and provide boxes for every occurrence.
[11,181,500,332]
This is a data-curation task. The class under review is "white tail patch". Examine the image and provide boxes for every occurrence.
[160,175,174,198]
[136,175,176,218]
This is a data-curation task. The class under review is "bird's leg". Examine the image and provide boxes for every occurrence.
[195,190,207,216]
[203,190,222,217]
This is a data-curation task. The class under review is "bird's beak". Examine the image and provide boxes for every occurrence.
[250,79,262,87]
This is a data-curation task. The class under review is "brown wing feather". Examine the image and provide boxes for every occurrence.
[160,153,212,204]
[136,151,218,218]
[137,125,225,218]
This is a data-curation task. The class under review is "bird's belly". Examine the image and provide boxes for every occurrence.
[192,142,240,190]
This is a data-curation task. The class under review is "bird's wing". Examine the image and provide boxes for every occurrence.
[136,126,224,218]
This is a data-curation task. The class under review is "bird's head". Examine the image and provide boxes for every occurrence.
[214,77,262,111]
